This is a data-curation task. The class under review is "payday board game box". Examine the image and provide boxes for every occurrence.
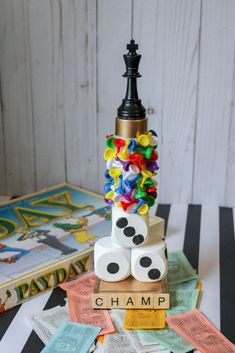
[0,183,164,313]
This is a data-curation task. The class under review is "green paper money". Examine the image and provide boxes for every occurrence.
[168,278,198,291]
[136,287,199,353]
[168,251,198,284]
[167,289,199,316]
[137,328,193,353]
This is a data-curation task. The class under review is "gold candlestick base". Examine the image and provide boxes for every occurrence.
[115,117,148,138]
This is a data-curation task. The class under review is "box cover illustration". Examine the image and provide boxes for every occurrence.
[0,183,162,312]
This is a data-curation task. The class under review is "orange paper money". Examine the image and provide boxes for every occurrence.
[60,272,95,294]
[97,335,105,344]
[67,291,115,336]
[124,309,166,329]
[166,308,235,353]
[196,281,202,290]
[61,273,115,336]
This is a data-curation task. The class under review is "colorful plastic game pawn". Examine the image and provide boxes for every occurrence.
[117,140,130,160]
[115,157,132,171]
[146,160,159,172]
[115,175,126,195]
[109,167,122,187]
[124,174,141,190]
[128,138,136,151]
[129,153,143,171]
[135,179,147,199]
[113,138,125,155]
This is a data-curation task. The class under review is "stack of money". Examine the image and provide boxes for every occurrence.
[99,251,202,353]
[26,250,235,353]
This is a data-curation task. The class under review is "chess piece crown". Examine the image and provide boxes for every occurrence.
[117,39,146,120]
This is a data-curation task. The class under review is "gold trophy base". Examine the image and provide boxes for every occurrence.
[92,275,170,309]
[115,117,148,138]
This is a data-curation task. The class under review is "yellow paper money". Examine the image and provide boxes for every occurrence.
[196,281,202,290]
[124,309,166,329]
[196,281,203,309]
[97,335,105,344]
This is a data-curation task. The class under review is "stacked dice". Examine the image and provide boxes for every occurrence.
[94,130,168,283]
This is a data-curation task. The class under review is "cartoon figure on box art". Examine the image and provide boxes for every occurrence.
[0,290,11,313]
[17,229,77,256]
[53,217,96,244]
[84,206,111,221]
[52,206,111,244]
[94,40,168,283]
[0,242,30,263]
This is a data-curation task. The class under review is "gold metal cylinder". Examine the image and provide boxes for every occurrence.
[115,117,148,138]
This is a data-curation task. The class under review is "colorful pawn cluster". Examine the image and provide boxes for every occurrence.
[103,130,159,215]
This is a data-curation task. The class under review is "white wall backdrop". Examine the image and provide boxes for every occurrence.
[0,0,235,206]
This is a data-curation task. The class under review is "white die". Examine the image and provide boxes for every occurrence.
[111,207,149,248]
[131,239,167,282]
[94,236,131,282]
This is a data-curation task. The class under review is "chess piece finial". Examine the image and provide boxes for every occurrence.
[117,39,146,120]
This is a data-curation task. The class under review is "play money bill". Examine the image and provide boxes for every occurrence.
[61,272,115,335]
[136,328,193,353]
[36,306,69,332]
[124,309,166,329]
[135,289,199,352]
[27,314,52,344]
[41,321,101,353]
[167,289,199,316]
[110,309,164,353]
[196,281,202,290]
[166,308,235,353]
[88,341,97,353]
[168,251,198,284]
[103,334,137,353]
[97,335,105,344]
[27,306,70,344]
[60,272,95,295]
[67,291,115,336]
[168,278,198,291]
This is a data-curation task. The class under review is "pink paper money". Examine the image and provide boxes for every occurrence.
[166,308,235,353]
[60,273,115,336]
[60,273,95,294]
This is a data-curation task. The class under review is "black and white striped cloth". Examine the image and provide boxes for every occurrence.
[0,204,234,353]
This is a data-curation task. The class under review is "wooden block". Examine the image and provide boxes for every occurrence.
[149,216,165,239]
[92,292,169,309]
[108,295,123,308]
[137,293,154,308]
[123,293,138,308]
[92,276,170,309]
[153,293,170,309]
[92,293,108,308]
[99,275,168,293]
